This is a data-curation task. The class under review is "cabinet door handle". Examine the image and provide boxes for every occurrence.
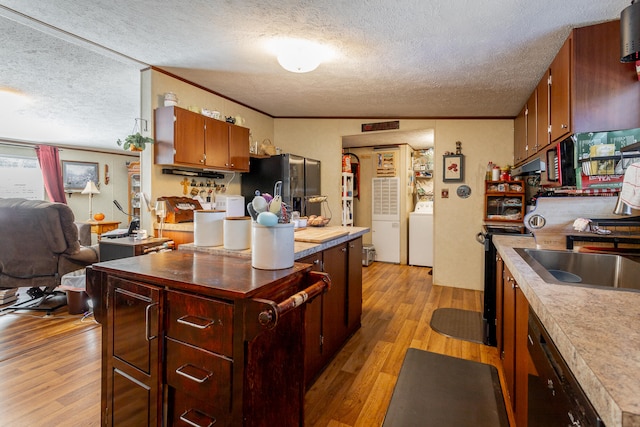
[145,302,158,341]
[179,408,217,427]
[341,247,347,252]
[176,363,212,384]
[177,315,216,329]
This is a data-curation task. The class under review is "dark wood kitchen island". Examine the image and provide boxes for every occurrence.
[87,250,330,427]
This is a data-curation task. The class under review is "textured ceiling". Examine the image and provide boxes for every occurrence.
[0,0,631,151]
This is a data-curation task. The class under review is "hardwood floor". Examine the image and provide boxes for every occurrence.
[0,306,101,427]
[0,263,512,426]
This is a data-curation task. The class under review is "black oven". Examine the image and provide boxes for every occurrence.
[527,309,604,426]
[476,223,530,346]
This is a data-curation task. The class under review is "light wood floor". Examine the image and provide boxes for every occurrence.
[0,263,513,426]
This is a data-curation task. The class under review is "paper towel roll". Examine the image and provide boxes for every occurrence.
[194,210,225,247]
[224,216,251,250]
[251,223,294,270]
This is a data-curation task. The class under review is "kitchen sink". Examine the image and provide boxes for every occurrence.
[514,248,640,292]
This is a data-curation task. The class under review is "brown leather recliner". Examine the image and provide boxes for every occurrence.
[0,198,99,310]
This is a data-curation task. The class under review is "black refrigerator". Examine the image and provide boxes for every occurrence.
[241,154,321,217]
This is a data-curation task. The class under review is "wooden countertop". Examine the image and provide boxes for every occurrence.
[91,251,311,300]
[493,235,640,427]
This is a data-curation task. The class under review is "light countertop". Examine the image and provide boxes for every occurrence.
[493,235,640,427]
[179,226,369,260]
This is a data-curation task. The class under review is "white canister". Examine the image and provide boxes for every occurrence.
[224,216,251,250]
[251,222,294,270]
[164,92,178,107]
[194,210,225,247]
[225,196,245,217]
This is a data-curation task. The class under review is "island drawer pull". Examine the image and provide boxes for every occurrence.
[177,315,216,329]
[175,363,212,384]
[145,302,158,341]
[179,408,217,427]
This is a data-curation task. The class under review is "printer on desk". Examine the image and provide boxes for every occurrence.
[101,200,141,239]
[101,218,140,239]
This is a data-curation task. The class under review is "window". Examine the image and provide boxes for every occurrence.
[0,154,45,199]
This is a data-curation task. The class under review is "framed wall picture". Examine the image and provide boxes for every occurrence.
[443,154,464,182]
[62,160,99,192]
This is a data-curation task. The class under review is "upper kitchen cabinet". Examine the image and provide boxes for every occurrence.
[550,20,640,143]
[549,36,571,143]
[514,105,527,165]
[154,106,250,172]
[536,70,550,151]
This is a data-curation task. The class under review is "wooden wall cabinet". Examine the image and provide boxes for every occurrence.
[549,36,571,143]
[155,106,249,172]
[301,237,363,387]
[552,20,640,140]
[536,70,550,152]
[514,105,527,165]
[515,20,640,166]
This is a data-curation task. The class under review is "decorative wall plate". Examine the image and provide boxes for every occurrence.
[456,185,471,198]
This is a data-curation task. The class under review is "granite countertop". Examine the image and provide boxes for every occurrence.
[179,226,369,260]
[493,235,640,427]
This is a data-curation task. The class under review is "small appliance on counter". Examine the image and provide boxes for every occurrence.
[158,196,202,223]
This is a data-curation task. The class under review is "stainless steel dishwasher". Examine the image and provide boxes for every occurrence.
[527,309,605,426]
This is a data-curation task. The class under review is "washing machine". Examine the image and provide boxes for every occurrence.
[409,200,434,267]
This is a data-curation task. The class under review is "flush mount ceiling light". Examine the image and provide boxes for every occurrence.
[272,38,333,73]
[621,0,640,62]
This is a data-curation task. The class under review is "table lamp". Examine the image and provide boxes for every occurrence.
[81,180,100,221]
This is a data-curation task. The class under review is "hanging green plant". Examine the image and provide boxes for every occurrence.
[117,118,153,151]
[116,132,154,151]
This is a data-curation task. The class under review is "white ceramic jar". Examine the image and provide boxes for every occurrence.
[223,217,251,250]
[251,222,294,269]
[194,210,225,246]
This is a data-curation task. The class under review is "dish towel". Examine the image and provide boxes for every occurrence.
[620,162,640,210]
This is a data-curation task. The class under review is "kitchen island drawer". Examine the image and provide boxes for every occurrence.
[168,385,231,427]
[166,290,234,356]
[166,338,233,409]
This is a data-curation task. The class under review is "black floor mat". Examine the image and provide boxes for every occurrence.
[429,308,484,344]
[383,349,509,427]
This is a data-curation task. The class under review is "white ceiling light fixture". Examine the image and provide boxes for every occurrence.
[273,38,333,73]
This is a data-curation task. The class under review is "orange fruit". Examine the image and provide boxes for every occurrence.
[94,213,105,221]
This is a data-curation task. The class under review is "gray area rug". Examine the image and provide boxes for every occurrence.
[430,308,484,344]
[383,349,509,427]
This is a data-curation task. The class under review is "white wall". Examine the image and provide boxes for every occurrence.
[433,120,513,290]
[274,118,513,290]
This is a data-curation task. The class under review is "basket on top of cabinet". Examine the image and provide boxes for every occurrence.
[484,181,525,222]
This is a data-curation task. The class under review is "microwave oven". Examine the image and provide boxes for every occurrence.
[545,137,576,187]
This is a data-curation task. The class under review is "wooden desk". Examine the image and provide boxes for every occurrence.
[83,220,120,241]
